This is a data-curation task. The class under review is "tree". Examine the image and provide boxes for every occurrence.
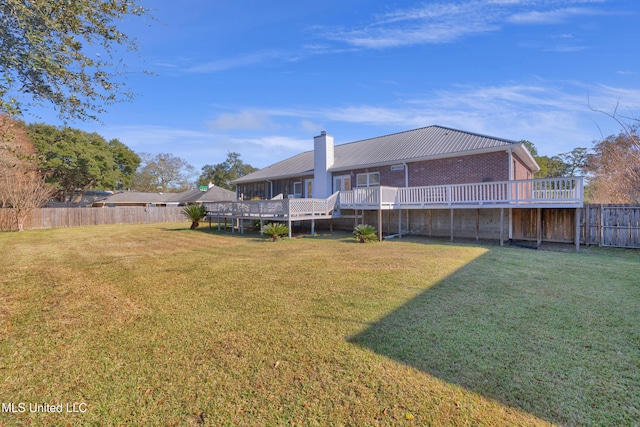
[586,126,640,203]
[181,204,207,230]
[0,169,55,231]
[107,138,141,190]
[587,100,640,203]
[28,123,140,202]
[1,115,36,207]
[558,147,588,176]
[131,153,196,192]
[0,116,54,230]
[198,152,257,190]
[1,0,149,121]
[521,140,568,178]
[534,155,566,178]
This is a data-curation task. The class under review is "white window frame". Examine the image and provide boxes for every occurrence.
[333,175,352,192]
[292,181,302,198]
[356,172,380,187]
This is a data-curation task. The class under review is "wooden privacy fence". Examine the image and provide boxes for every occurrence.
[511,204,640,248]
[583,204,640,249]
[2,204,639,249]
[0,207,186,231]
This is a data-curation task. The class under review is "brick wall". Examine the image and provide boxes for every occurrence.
[333,151,513,189]
[512,153,532,180]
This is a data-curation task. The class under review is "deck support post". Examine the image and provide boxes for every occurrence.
[406,210,410,236]
[450,208,454,242]
[311,218,315,237]
[399,209,402,238]
[500,208,505,246]
[475,209,480,242]
[288,201,292,239]
[536,208,542,246]
[330,219,333,233]
[508,208,513,240]
[259,219,264,236]
[217,214,221,231]
[428,210,432,237]
[378,209,383,241]
[575,207,581,252]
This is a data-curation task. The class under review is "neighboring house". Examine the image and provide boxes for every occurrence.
[205,125,584,248]
[92,185,236,207]
[47,190,114,207]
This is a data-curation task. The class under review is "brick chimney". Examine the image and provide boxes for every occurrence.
[313,131,334,199]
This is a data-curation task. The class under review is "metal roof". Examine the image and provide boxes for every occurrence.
[234,125,525,184]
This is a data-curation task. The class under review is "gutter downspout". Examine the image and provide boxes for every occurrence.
[403,162,409,188]
[402,162,409,238]
[507,147,513,240]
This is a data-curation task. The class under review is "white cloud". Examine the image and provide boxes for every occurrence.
[323,1,612,49]
[300,119,323,133]
[208,111,281,131]
[185,51,286,73]
[507,7,599,24]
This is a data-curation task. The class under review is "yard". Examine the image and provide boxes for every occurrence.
[0,223,638,426]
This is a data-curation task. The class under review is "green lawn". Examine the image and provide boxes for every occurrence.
[0,223,638,426]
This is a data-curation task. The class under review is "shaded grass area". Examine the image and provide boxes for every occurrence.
[350,243,640,426]
[0,223,638,426]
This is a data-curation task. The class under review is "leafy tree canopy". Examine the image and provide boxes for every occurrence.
[27,123,140,201]
[1,0,149,120]
[522,140,587,178]
[198,152,257,190]
[131,152,196,193]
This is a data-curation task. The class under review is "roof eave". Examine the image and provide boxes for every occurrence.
[232,170,314,185]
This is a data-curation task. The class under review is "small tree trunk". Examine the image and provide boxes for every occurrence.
[16,213,25,232]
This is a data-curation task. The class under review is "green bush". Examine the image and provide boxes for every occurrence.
[182,204,207,229]
[261,222,289,241]
[353,224,378,243]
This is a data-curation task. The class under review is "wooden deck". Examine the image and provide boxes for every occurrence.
[203,192,340,238]
[204,178,584,239]
[339,177,584,210]
[204,191,340,221]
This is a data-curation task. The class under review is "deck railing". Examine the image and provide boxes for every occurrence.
[340,177,584,209]
[204,192,339,219]
[205,178,583,219]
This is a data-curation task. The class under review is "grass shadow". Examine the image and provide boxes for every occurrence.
[348,247,640,426]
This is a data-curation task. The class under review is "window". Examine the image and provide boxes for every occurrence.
[293,182,302,197]
[356,172,380,187]
[334,175,351,191]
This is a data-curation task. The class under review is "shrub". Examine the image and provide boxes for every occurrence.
[182,204,207,229]
[261,222,289,241]
[353,224,378,243]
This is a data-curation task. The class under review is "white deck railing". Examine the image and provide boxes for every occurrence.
[340,177,584,209]
[205,178,583,219]
[204,191,339,219]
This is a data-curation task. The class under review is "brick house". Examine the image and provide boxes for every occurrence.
[233,125,538,200]
[206,125,583,248]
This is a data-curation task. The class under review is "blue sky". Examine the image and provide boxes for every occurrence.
[27,0,640,171]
